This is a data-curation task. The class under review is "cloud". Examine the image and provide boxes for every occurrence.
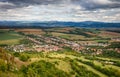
[0,0,68,12]
[72,0,120,10]
[0,0,120,22]
[0,0,64,9]
[0,4,119,22]
[0,0,120,10]
[0,2,15,11]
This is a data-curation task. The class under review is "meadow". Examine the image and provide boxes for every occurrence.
[0,30,23,45]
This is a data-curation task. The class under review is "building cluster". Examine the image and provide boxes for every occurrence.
[33,35,84,52]
[5,34,119,54]
[34,45,61,52]
[5,34,84,52]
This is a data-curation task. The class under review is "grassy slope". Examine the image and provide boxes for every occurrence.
[23,52,120,77]
[77,61,107,77]
[1,48,120,77]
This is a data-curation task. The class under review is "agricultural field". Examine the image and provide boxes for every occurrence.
[0,30,23,45]
[51,32,85,40]
[45,28,117,40]
[98,31,120,38]
[15,29,45,35]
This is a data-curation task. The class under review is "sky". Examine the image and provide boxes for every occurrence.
[0,0,120,22]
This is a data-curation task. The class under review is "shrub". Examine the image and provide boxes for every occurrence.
[0,59,7,72]
[13,52,20,57]
[19,54,30,62]
[21,60,69,77]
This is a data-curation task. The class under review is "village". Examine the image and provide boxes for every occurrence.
[4,32,119,56]
[5,34,83,52]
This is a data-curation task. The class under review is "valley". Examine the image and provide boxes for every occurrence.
[0,27,120,77]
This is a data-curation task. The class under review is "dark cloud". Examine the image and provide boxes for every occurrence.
[0,0,120,10]
[9,0,62,5]
[0,4,14,10]
[72,0,120,10]
[1,0,62,5]
[110,0,120,2]
[0,0,64,10]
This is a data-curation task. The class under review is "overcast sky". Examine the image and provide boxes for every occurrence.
[0,0,120,22]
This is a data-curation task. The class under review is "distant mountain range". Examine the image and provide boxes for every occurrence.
[0,21,120,28]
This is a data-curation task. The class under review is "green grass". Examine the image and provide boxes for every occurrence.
[96,40,109,43]
[51,32,85,40]
[0,30,23,45]
[0,39,21,45]
[1,48,120,77]
[0,31,22,40]
[21,60,70,77]
[36,52,120,77]
[77,61,107,77]
[78,56,120,77]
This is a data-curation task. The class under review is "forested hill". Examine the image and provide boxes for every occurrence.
[0,21,120,28]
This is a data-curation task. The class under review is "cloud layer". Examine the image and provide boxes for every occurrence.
[1,0,120,10]
[75,0,120,10]
[0,0,120,22]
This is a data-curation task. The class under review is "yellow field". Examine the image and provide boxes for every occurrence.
[51,32,85,40]
[98,31,120,38]
[15,29,45,35]
[0,39,21,45]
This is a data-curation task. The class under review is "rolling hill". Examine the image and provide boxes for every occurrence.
[0,21,120,28]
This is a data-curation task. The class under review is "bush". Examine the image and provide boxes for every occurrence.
[19,54,30,62]
[108,42,120,48]
[70,60,99,77]
[13,52,20,57]
[77,59,119,77]
[0,59,7,72]
[21,60,69,77]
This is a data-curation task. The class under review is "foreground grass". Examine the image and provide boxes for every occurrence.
[1,49,120,77]
[77,61,107,77]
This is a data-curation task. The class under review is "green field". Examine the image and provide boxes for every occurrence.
[51,32,85,40]
[0,30,23,45]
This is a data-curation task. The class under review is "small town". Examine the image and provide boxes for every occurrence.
[4,30,120,56]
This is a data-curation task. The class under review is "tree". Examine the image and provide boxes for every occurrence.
[13,52,20,57]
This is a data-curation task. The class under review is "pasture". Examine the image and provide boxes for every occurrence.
[0,30,23,45]
[51,32,85,40]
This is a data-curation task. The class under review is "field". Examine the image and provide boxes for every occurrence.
[45,28,118,40]
[15,29,45,35]
[98,31,120,38]
[0,30,23,45]
[51,32,85,40]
